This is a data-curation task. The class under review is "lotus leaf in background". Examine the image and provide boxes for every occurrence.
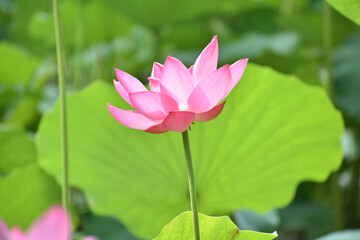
[333,33,360,123]
[0,41,39,84]
[316,229,360,240]
[154,212,277,240]
[28,0,135,50]
[0,164,61,229]
[36,64,344,238]
[82,214,139,240]
[278,203,335,239]
[0,129,36,174]
[0,128,61,228]
[103,0,310,27]
[327,0,360,25]
[234,209,279,233]
[0,42,41,128]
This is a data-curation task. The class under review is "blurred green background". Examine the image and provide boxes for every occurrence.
[0,0,359,239]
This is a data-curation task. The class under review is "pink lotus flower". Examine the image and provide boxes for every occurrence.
[0,206,97,240]
[107,36,248,133]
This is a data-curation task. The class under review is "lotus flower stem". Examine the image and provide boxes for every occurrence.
[53,0,70,210]
[182,130,200,240]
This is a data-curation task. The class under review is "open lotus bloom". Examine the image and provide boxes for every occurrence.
[107,36,248,133]
[0,206,97,240]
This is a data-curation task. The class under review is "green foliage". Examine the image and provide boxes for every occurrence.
[28,12,55,48]
[82,214,139,240]
[36,63,343,238]
[0,41,39,84]
[278,203,335,239]
[0,129,36,174]
[327,0,360,25]
[0,41,42,129]
[234,210,279,233]
[103,0,311,27]
[6,0,48,42]
[316,229,360,240]
[4,95,39,128]
[220,32,300,60]
[0,85,17,114]
[28,0,135,50]
[0,127,60,230]
[104,0,237,27]
[333,33,360,123]
[0,164,61,229]
[154,211,278,240]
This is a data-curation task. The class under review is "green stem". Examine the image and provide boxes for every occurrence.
[349,127,360,227]
[349,155,360,227]
[323,1,344,229]
[52,0,70,210]
[182,130,200,240]
[323,1,333,97]
[73,0,84,89]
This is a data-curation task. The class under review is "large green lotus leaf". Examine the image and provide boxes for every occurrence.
[0,129,36,174]
[154,212,277,240]
[0,164,61,228]
[327,0,360,25]
[36,64,343,238]
[0,41,39,84]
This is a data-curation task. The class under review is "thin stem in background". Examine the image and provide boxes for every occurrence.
[73,0,84,90]
[323,1,344,229]
[349,127,360,227]
[349,155,360,227]
[323,1,333,97]
[182,130,200,240]
[52,0,70,210]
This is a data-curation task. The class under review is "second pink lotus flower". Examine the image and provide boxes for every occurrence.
[0,206,96,240]
[108,36,248,133]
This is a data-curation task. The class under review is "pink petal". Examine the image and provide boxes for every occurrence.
[160,56,194,107]
[192,36,218,85]
[10,228,26,240]
[162,111,195,132]
[107,103,161,130]
[0,219,10,240]
[226,58,248,96]
[195,101,226,122]
[187,65,231,113]
[148,77,160,92]
[129,91,178,120]
[189,65,194,75]
[113,80,132,106]
[144,124,169,134]
[115,69,147,93]
[151,62,163,79]
[27,206,71,240]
